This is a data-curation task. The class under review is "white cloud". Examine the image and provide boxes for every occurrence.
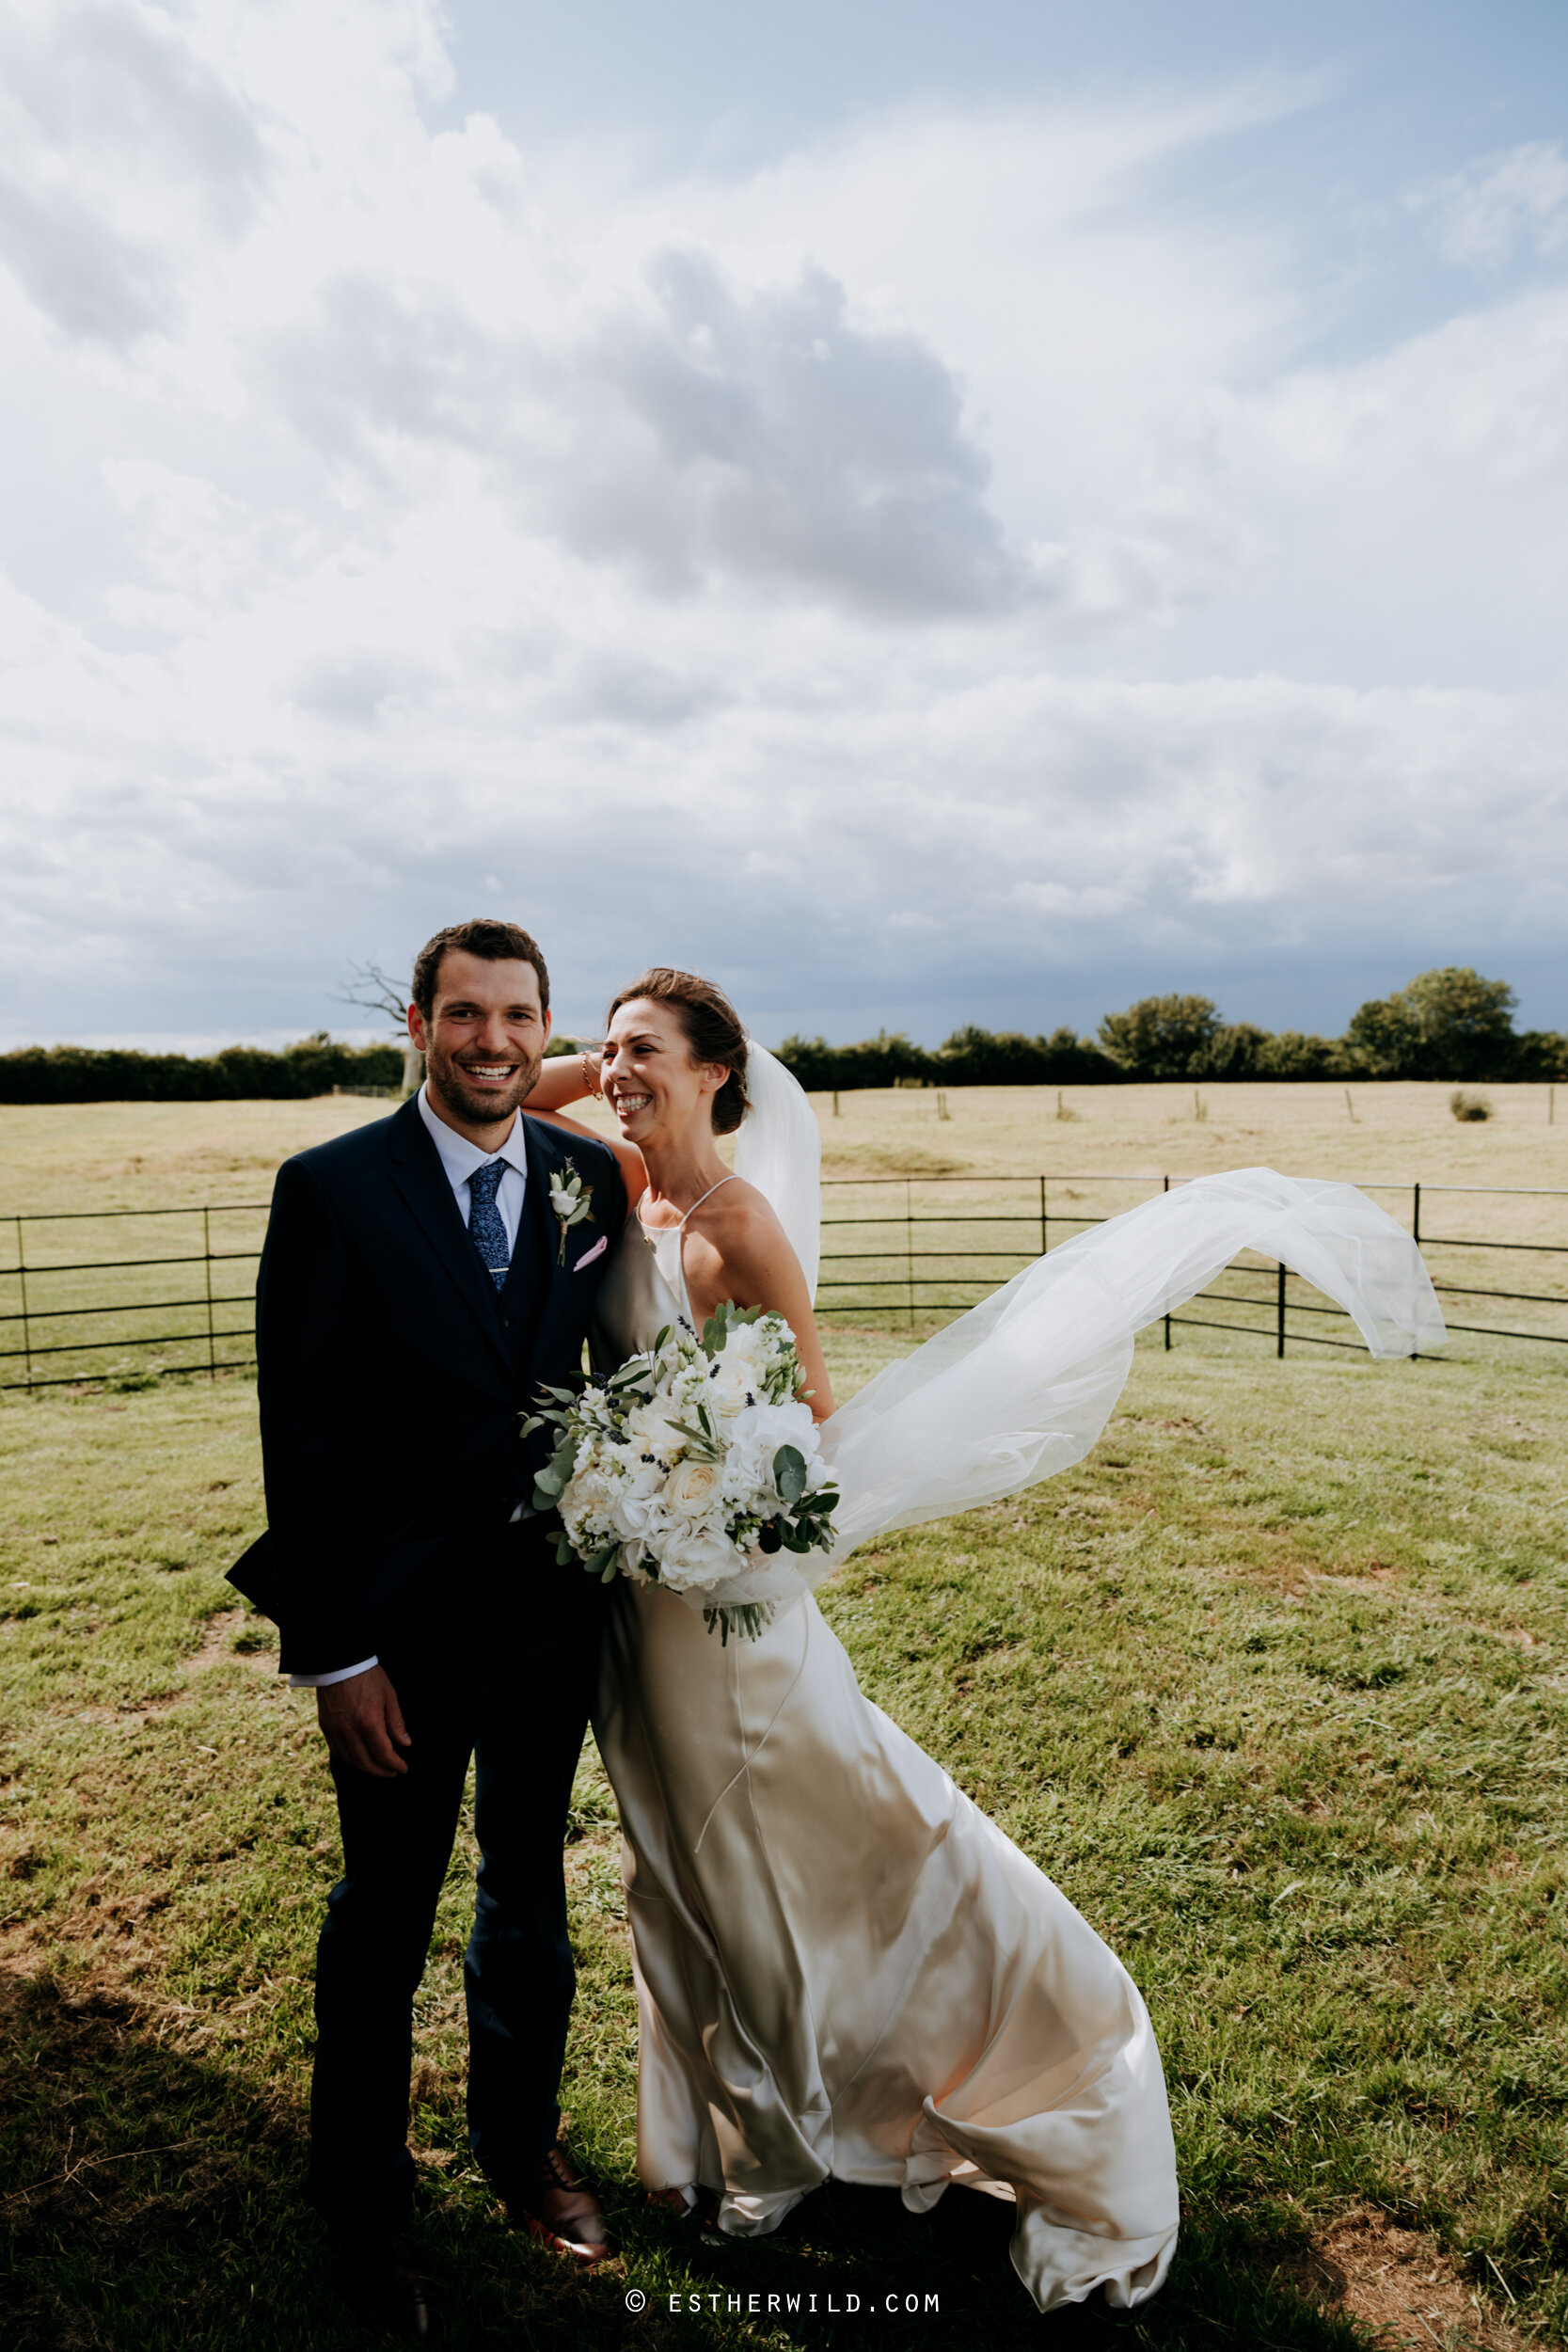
[1418,142,1568,271]
[0,1,1565,1044]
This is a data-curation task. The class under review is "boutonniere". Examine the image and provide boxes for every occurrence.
[548,1160,594,1264]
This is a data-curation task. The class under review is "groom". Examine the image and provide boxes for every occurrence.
[230,917,626,2339]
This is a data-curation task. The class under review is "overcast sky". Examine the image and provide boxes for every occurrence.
[2,0,1566,1050]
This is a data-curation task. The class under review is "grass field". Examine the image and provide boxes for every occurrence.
[3,1090,1567,2348]
[4,1313,1568,2350]
[2,1080,1564,1216]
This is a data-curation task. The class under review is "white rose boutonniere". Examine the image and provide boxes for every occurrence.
[548,1160,594,1263]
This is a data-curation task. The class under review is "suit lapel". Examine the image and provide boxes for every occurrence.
[512,1115,606,1364]
[387,1097,511,1373]
[504,1116,569,1352]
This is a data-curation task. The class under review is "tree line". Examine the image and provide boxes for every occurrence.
[0,968,1557,1103]
[776,969,1566,1091]
[0,1034,404,1104]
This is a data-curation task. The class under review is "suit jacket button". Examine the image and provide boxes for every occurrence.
[501,1316,510,1328]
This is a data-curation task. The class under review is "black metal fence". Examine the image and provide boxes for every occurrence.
[2,1177,1566,1393]
[812,1174,1568,1356]
[1,1204,269,1391]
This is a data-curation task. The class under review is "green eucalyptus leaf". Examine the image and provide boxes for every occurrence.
[773,1444,808,1507]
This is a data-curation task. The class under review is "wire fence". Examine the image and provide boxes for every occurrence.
[2,1177,1566,1392]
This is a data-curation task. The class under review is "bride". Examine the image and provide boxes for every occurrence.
[530,967,1443,2312]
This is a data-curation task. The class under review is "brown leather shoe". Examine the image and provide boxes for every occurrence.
[333,2232,435,2340]
[499,2141,616,2264]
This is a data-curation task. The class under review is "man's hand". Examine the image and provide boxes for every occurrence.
[316,1664,412,1778]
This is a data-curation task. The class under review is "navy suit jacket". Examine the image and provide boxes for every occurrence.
[229,1097,626,1675]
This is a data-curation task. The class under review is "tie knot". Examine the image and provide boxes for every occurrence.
[470,1159,505,1204]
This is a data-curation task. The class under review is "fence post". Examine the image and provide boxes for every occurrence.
[1276,1261,1286,1359]
[906,1177,914,1330]
[1039,1174,1048,1259]
[203,1206,215,1381]
[1163,1176,1171,1350]
[1412,1182,1420,1246]
[15,1216,29,1391]
[832,1091,840,1118]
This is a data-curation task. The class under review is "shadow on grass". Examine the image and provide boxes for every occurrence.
[0,1963,1372,2351]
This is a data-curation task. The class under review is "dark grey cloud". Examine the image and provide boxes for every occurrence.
[545,249,1027,615]
[261,247,1032,618]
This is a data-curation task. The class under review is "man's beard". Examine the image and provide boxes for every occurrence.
[426,1040,542,1128]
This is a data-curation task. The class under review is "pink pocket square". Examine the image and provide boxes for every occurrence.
[572,1233,609,1272]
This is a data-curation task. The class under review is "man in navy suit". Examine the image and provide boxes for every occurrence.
[230,918,626,2338]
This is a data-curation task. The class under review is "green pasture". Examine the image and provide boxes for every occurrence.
[2,1325,1566,2349]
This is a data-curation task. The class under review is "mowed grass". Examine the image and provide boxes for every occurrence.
[3,1324,1567,2349]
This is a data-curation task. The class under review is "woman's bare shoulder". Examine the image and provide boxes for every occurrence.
[687,1179,802,1292]
[696,1177,784,1241]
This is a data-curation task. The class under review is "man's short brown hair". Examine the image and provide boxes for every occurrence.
[410,920,550,1019]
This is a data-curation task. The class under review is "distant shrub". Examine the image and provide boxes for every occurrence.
[776,1025,1116,1092]
[936,1025,1116,1087]
[0,1034,404,1104]
[1349,967,1517,1080]
[1098,993,1220,1080]
[1252,1030,1351,1081]
[1449,1089,1493,1122]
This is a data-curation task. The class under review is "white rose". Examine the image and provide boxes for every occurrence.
[705,1352,758,1421]
[664,1457,724,1518]
[657,1521,742,1592]
[610,1486,662,1542]
[625,1400,684,1464]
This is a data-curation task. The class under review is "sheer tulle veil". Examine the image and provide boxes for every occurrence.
[732,1039,823,1304]
[700,1038,1447,1621]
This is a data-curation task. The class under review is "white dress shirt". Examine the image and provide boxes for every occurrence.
[290,1086,531,1690]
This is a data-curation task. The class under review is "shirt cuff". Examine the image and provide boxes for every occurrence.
[289,1656,379,1689]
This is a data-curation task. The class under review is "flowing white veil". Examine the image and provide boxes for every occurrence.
[696,1044,1448,1620]
[733,1039,822,1302]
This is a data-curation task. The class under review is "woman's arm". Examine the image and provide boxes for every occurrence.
[526,1101,646,1202]
[530,1050,601,1113]
[682,1186,837,1419]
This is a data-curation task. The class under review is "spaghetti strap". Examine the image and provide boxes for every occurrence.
[679,1174,736,1226]
[637,1173,738,1235]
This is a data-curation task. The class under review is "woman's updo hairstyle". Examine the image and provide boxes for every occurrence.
[605,968,750,1136]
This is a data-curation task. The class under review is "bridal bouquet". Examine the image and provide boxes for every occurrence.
[525,1303,838,1641]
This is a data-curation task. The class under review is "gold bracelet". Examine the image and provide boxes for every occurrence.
[582,1052,604,1101]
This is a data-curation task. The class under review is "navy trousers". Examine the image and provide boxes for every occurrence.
[304,1528,599,2233]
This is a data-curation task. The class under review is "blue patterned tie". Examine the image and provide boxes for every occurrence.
[467,1159,511,1293]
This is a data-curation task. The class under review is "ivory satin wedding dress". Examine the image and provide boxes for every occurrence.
[586,1053,1445,2313]
[592,1211,1181,2310]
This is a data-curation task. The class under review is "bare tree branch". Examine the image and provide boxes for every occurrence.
[336,961,422,1096]
[336,961,411,1033]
